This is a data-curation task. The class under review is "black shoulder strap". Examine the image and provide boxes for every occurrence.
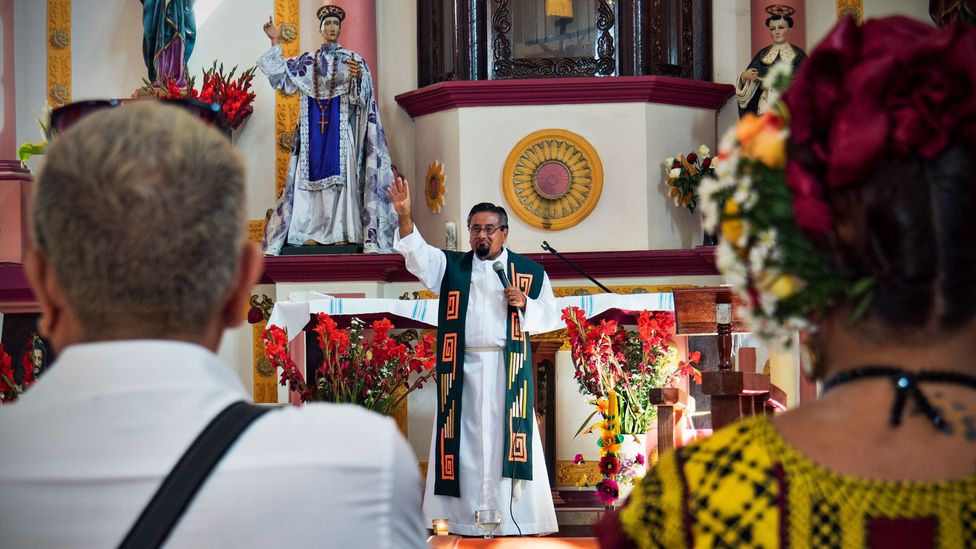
[118,401,270,549]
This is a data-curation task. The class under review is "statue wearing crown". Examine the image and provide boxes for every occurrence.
[260,3,397,254]
[736,4,808,117]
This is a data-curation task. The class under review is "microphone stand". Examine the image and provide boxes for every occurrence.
[541,241,614,294]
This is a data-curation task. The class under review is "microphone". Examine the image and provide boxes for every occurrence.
[492,261,511,289]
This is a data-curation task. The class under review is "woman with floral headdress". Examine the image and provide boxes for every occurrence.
[736,5,807,117]
[598,16,976,548]
[259,3,397,254]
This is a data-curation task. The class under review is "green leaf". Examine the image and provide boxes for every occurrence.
[848,280,876,325]
[17,142,46,163]
[574,409,601,439]
[849,277,875,297]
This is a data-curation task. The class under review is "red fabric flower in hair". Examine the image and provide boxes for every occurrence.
[784,17,976,190]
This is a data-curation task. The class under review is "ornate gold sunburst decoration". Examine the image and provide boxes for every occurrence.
[425,160,446,213]
[503,129,603,230]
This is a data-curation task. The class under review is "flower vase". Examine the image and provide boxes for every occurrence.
[702,230,718,246]
[614,432,648,505]
[698,210,717,246]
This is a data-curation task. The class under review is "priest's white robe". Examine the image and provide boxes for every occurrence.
[395,228,560,536]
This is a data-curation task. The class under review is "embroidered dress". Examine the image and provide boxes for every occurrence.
[611,415,976,548]
[258,43,397,254]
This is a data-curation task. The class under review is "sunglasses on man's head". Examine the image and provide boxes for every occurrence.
[48,98,228,138]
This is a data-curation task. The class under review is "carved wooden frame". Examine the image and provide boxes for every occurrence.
[490,0,617,79]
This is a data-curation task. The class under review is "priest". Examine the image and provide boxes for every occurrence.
[387,177,560,536]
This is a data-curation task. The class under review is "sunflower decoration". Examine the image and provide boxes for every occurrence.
[424,160,446,213]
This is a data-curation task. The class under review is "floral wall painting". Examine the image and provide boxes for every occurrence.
[502,129,604,231]
[836,0,863,24]
[425,160,446,213]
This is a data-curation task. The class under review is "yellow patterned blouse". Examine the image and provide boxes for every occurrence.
[617,415,976,548]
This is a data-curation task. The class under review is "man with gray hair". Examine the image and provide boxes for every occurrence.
[0,102,425,548]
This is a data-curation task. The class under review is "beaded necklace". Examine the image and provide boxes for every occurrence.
[823,366,976,432]
[312,45,339,135]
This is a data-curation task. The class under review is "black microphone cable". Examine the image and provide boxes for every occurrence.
[495,260,525,536]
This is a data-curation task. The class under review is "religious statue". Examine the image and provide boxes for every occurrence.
[259,3,397,255]
[141,0,196,88]
[735,5,807,117]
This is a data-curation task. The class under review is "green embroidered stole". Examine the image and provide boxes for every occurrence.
[434,250,545,497]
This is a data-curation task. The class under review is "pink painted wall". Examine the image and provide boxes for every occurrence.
[0,0,16,160]
[329,0,378,93]
[750,0,807,55]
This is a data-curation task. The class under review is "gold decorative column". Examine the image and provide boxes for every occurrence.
[250,295,278,403]
[47,0,72,107]
[836,0,863,23]
[274,0,300,198]
[246,220,267,244]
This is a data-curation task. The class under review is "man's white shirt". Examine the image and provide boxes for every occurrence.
[0,340,426,548]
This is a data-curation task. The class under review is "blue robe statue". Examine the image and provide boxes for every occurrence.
[258,43,397,254]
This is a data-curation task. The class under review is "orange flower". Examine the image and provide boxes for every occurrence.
[737,112,787,168]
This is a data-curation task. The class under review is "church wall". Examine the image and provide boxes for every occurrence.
[376,0,418,188]
[712,0,753,139]
[190,0,278,222]
[70,1,144,102]
[459,103,652,253]
[412,108,460,252]
[12,0,46,171]
[644,103,717,249]
[1,0,17,159]
[405,101,717,254]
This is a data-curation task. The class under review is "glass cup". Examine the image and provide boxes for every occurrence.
[474,509,501,539]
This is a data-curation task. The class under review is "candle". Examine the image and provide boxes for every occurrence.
[432,518,449,536]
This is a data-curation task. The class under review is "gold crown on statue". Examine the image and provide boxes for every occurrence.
[764,4,796,18]
[317,4,346,23]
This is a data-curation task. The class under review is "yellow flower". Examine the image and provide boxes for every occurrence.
[767,274,802,299]
[596,399,609,414]
[721,200,745,245]
[576,474,590,487]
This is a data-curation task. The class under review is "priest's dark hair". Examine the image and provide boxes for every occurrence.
[467,202,509,229]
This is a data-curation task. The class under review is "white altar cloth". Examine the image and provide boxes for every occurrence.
[267,292,674,342]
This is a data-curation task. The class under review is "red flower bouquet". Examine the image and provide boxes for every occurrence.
[563,307,701,507]
[563,307,699,434]
[144,61,257,130]
[0,339,39,405]
[263,314,436,416]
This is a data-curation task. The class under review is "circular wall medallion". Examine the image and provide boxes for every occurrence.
[280,23,298,44]
[503,129,603,230]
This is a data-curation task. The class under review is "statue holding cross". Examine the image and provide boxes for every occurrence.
[258,2,397,255]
